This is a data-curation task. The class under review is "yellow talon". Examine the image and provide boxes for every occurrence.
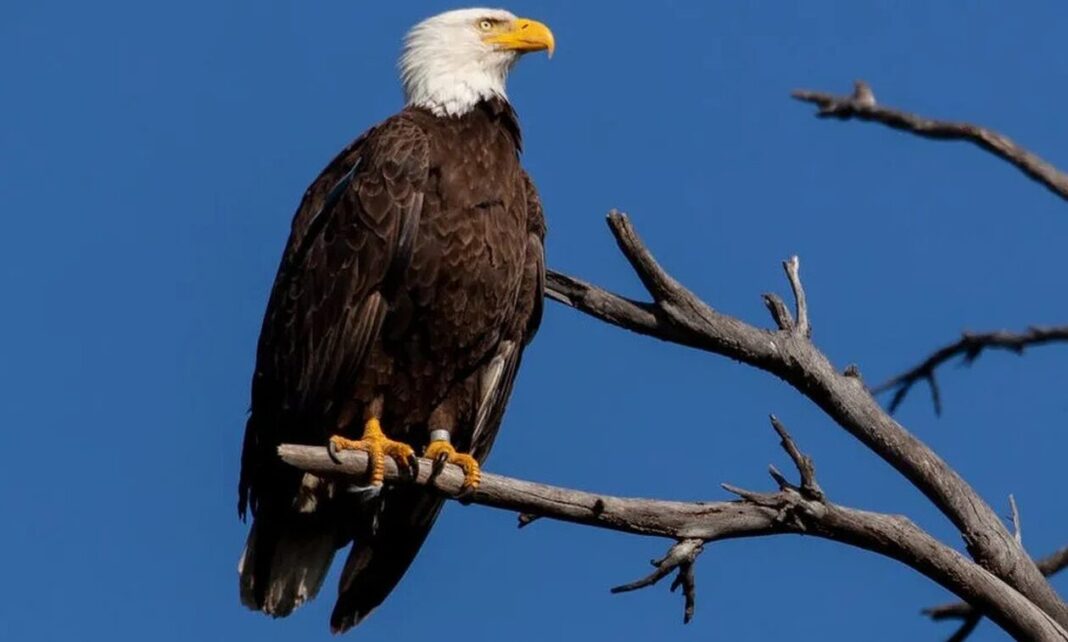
[329,418,416,486]
[424,440,481,491]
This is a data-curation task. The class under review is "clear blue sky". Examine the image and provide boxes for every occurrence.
[2,2,1066,640]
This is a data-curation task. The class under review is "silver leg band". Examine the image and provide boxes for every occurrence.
[429,429,451,444]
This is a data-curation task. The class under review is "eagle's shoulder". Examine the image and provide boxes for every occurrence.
[290,114,430,238]
[359,111,432,180]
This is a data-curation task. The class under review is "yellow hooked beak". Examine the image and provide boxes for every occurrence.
[484,18,555,58]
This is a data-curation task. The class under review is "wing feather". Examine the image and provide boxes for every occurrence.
[239,114,429,518]
[469,171,547,459]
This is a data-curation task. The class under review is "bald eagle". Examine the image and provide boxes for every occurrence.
[237,8,553,633]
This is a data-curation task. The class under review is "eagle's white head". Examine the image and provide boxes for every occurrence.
[400,8,555,117]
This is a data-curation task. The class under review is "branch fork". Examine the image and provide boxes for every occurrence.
[761,256,810,338]
[611,539,703,624]
[545,210,1067,636]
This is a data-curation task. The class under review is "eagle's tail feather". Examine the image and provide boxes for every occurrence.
[239,515,339,618]
[329,490,445,634]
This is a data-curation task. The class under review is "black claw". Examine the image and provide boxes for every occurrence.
[456,484,476,504]
[431,452,449,477]
[327,439,343,464]
[406,453,420,479]
[426,453,446,483]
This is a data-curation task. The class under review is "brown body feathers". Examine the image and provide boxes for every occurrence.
[238,97,545,632]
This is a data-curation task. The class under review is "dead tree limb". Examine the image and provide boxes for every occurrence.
[871,326,1068,414]
[543,211,1068,629]
[277,431,1068,641]
[925,545,1068,641]
[791,80,1068,203]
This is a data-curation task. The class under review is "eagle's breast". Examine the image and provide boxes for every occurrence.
[400,103,528,362]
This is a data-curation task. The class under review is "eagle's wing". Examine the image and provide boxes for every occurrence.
[238,114,429,616]
[241,115,428,517]
[469,170,546,459]
[328,170,546,634]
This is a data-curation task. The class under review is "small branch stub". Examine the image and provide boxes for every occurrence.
[783,256,810,338]
[517,512,542,529]
[770,415,823,500]
[1009,495,1022,546]
[853,80,876,107]
[763,292,794,332]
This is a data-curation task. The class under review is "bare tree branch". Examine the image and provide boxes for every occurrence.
[791,80,1068,203]
[925,546,1068,630]
[277,441,1068,640]
[1040,547,1068,579]
[788,81,1068,638]
[920,511,1065,641]
[544,211,1068,628]
[945,615,983,642]
[870,326,1068,414]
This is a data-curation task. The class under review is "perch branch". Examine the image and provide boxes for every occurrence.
[278,438,1067,640]
[544,211,1067,627]
[792,80,1068,203]
[871,325,1068,414]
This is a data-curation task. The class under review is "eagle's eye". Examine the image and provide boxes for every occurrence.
[478,19,493,31]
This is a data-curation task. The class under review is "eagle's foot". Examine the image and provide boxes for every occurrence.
[328,418,417,486]
[424,440,481,494]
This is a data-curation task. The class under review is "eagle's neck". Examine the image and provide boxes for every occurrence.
[401,50,514,118]
[404,73,508,118]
